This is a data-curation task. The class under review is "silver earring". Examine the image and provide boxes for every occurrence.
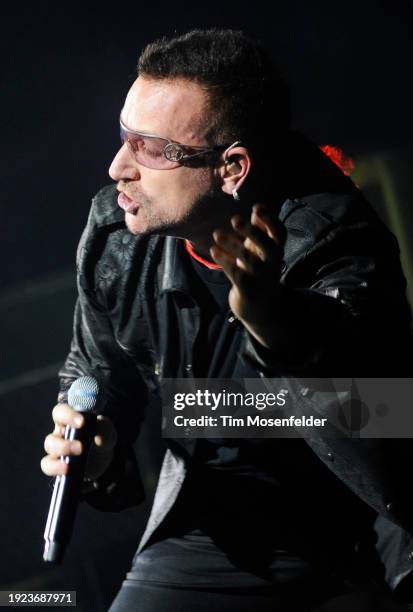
[232,189,240,201]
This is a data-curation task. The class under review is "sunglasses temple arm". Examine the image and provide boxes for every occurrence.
[182,146,229,161]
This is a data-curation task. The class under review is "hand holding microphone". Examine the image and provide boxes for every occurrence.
[41,377,118,562]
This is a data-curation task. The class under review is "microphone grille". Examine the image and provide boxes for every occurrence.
[68,376,99,413]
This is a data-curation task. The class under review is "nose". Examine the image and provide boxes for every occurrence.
[108,143,141,182]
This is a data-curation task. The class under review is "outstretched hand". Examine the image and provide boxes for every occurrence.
[210,203,286,350]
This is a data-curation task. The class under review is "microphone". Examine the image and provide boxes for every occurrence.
[43,376,100,563]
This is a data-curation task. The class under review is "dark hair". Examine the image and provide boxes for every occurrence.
[137,29,290,157]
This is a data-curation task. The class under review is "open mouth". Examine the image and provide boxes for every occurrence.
[117,191,140,214]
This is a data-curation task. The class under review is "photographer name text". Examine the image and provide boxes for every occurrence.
[173,415,327,428]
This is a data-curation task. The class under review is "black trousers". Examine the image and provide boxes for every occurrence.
[108,534,407,612]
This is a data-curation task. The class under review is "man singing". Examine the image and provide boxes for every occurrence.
[41,29,413,611]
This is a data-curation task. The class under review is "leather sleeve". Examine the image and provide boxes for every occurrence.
[57,189,147,511]
[243,191,413,376]
[242,191,413,540]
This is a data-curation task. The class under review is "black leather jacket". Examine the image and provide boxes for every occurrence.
[58,143,413,591]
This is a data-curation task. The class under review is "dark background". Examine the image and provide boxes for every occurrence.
[1,2,412,610]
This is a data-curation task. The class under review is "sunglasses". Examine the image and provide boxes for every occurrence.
[119,117,239,170]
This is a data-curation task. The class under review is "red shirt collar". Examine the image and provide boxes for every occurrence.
[184,240,223,270]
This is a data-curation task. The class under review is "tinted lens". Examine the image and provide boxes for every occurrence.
[120,125,173,169]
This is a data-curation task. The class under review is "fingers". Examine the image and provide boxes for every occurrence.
[252,204,287,247]
[52,403,84,429]
[84,416,118,481]
[230,216,281,264]
[40,453,71,477]
[212,230,261,275]
[92,415,117,452]
[44,434,82,458]
[41,404,118,480]
[41,403,84,476]
[211,202,285,277]
[233,203,285,258]
[210,242,241,287]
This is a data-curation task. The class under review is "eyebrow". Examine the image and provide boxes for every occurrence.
[120,114,217,150]
[120,112,173,140]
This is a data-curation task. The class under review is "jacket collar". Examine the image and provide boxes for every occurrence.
[97,186,192,295]
[158,236,193,296]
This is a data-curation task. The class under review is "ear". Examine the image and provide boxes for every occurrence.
[217,144,252,197]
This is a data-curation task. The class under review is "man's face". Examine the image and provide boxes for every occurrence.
[109,76,224,238]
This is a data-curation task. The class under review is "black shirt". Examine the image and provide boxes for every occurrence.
[159,248,375,581]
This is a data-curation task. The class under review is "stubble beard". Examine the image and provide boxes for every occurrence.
[125,184,227,241]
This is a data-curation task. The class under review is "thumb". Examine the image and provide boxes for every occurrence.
[84,415,117,481]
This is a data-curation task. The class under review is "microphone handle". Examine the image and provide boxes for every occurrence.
[43,412,96,563]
